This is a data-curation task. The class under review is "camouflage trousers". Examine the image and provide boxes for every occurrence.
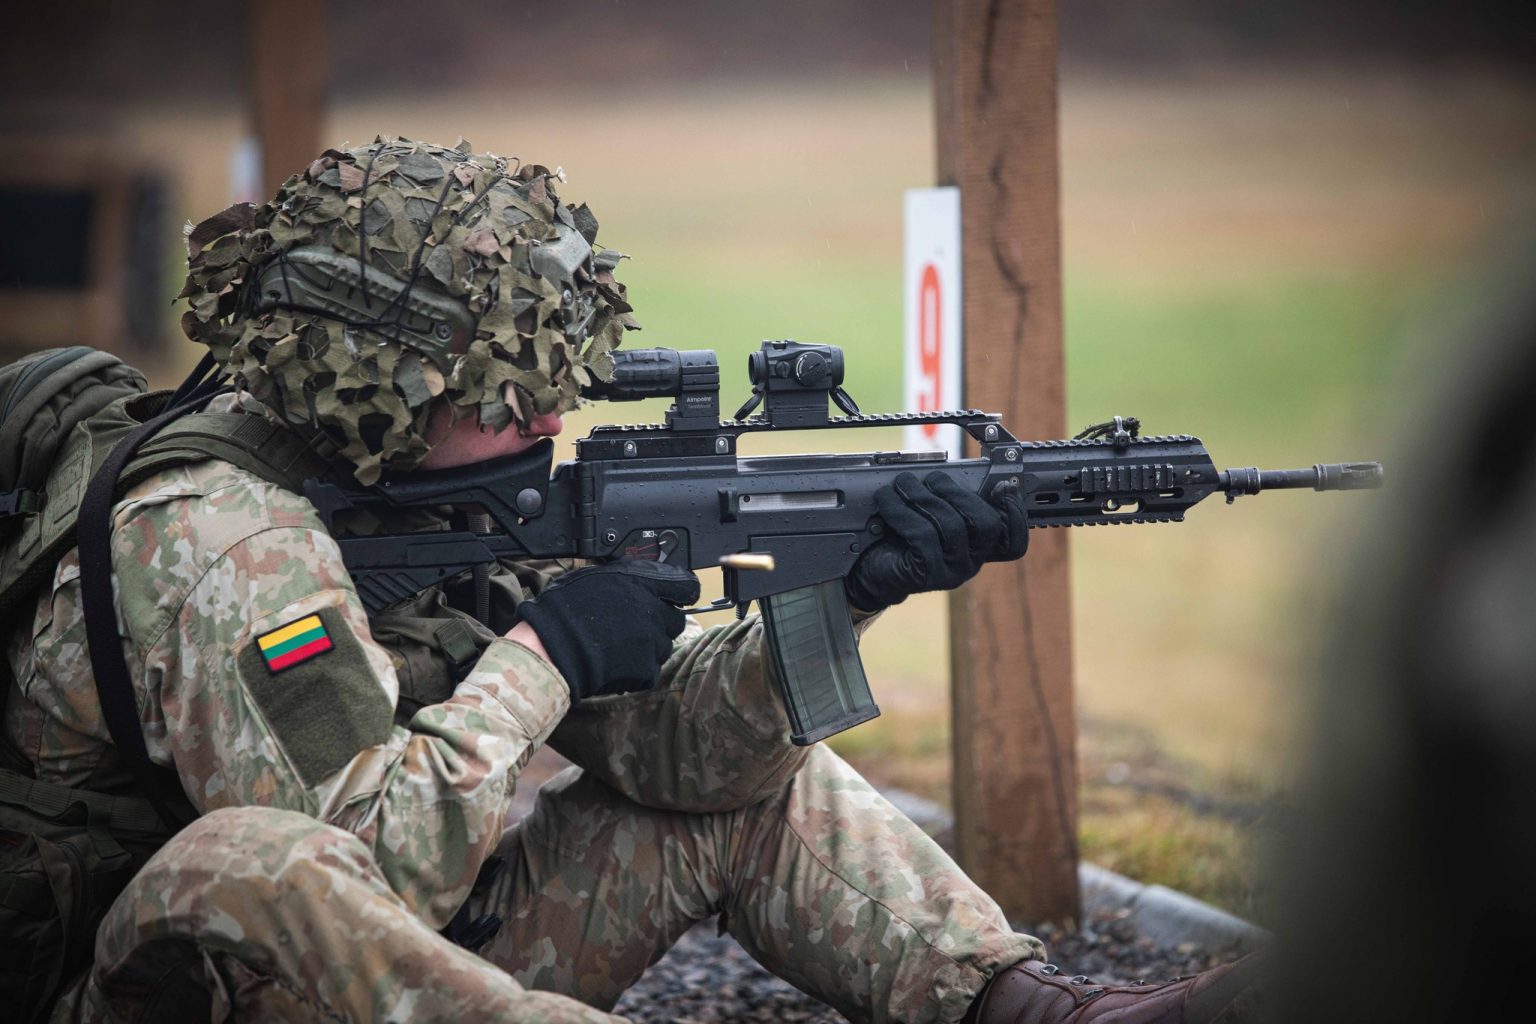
[55,623,1044,1023]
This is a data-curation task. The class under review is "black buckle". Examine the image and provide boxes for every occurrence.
[0,488,40,519]
[441,854,505,951]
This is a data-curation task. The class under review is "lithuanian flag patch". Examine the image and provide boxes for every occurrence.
[256,615,334,673]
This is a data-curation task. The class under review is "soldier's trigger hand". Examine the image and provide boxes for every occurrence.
[845,471,1029,613]
[514,562,701,703]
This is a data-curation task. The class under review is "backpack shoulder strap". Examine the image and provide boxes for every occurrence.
[76,398,217,830]
[126,410,332,497]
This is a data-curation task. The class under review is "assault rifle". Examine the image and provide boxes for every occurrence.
[303,340,1383,745]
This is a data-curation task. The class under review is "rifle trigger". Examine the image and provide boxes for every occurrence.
[681,597,735,617]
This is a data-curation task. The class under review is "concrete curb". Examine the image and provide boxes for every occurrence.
[880,787,1270,954]
[1079,863,1269,954]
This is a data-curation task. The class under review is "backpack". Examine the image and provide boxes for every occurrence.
[0,770,167,1022]
[0,347,149,625]
[0,347,328,1021]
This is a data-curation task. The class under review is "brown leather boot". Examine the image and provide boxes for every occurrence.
[967,952,1263,1024]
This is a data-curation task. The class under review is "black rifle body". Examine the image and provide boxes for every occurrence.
[304,343,1381,745]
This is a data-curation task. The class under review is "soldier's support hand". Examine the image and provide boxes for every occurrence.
[515,561,701,702]
[845,471,1028,613]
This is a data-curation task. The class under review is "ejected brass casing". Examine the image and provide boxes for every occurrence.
[719,553,776,572]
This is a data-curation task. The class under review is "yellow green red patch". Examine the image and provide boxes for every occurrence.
[256,614,333,673]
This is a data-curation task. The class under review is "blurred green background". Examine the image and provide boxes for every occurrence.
[4,1,1533,921]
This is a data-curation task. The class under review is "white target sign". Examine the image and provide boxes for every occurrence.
[903,187,963,457]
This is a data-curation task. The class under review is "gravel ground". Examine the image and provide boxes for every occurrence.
[613,909,1261,1022]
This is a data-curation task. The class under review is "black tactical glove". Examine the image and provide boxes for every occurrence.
[516,561,701,702]
[845,471,1028,613]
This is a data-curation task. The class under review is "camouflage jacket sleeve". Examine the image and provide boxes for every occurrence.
[111,460,569,926]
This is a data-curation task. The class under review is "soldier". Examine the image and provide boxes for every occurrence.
[3,139,1256,1023]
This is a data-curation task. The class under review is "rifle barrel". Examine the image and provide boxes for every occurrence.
[1219,462,1383,496]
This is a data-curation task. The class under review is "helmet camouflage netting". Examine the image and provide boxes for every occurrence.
[179,136,637,483]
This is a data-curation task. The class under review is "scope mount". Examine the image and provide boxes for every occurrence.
[576,341,1206,471]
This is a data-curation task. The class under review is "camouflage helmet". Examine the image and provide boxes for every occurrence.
[179,136,637,483]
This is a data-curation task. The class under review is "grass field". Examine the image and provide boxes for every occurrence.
[119,66,1536,917]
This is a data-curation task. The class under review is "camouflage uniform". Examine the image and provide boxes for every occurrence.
[5,137,1044,1022]
[4,392,1044,1023]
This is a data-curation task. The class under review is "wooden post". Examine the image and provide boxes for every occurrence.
[934,0,1078,923]
[248,0,328,197]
